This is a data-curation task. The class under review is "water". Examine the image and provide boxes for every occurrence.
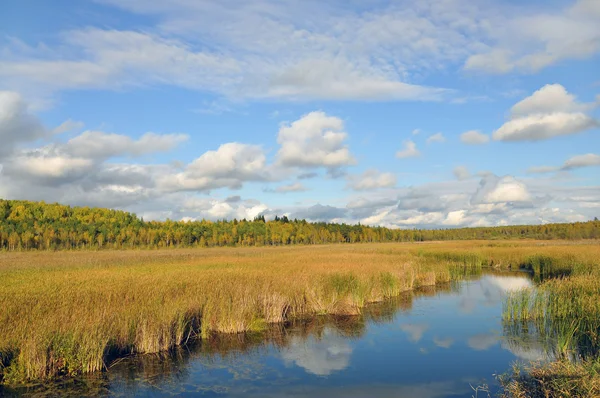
[4,271,548,397]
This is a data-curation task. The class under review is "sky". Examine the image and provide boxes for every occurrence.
[0,0,599,228]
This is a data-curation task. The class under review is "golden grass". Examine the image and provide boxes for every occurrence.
[501,359,600,398]
[1,240,599,384]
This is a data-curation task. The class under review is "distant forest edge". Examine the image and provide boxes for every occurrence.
[0,199,599,251]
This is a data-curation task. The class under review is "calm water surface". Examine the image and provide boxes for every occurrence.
[6,271,550,397]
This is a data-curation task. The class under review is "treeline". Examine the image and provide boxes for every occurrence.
[0,199,598,251]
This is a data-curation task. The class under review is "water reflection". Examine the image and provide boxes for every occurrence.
[400,323,429,343]
[467,333,499,351]
[5,271,572,398]
[281,328,352,376]
[432,337,454,349]
[459,274,533,314]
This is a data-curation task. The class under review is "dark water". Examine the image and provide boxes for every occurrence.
[4,272,551,398]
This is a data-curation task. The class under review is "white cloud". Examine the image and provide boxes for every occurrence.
[493,84,598,141]
[460,130,489,145]
[562,153,600,170]
[443,210,469,226]
[529,153,600,173]
[293,204,347,222]
[426,132,445,144]
[4,149,94,181]
[464,0,600,74]
[0,29,240,95]
[179,197,269,221]
[1,91,599,229]
[64,131,189,159]
[276,111,355,169]
[161,143,270,192]
[396,140,420,159]
[0,17,448,102]
[52,119,84,135]
[472,175,532,204]
[266,58,446,101]
[0,91,46,159]
[1,0,598,106]
[527,165,560,174]
[273,182,308,193]
[411,129,421,136]
[453,166,470,181]
[347,169,397,191]
[493,112,597,141]
[510,84,592,117]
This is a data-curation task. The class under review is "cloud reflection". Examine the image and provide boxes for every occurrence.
[400,323,430,342]
[433,336,454,349]
[280,328,352,376]
[460,274,532,314]
[468,333,499,351]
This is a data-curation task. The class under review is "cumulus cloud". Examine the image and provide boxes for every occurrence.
[334,174,593,228]
[347,169,396,191]
[426,132,445,144]
[2,148,95,184]
[1,90,599,229]
[472,175,532,204]
[493,84,598,141]
[510,84,593,117]
[1,127,189,187]
[396,140,420,158]
[453,166,470,181]
[276,112,355,169]
[493,112,596,142]
[160,143,270,192]
[177,196,269,221]
[460,130,489,145]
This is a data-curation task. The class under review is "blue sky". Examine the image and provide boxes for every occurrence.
[0,0,599,227]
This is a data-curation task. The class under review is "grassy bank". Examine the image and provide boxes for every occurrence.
[1,240,599,384]
[501,244,600,397]
[500,359,600,397]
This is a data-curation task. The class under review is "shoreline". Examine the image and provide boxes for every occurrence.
[1,241,599,388]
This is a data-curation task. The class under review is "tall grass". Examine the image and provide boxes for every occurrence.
[500,359,600,398]
[1,240,598,384]
[499,243,600,397]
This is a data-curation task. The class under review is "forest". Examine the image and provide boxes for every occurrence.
[0,199,599,251]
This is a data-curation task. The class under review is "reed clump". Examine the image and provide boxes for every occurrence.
[499,243,600,397]
[1,240,598,384]
[501,359,600,398]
